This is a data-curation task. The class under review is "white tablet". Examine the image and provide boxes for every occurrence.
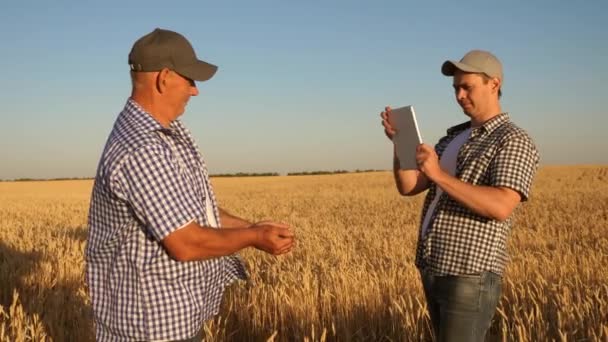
[388,105,423,170]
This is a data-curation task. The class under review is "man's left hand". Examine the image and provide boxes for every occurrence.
[416,144,442,181]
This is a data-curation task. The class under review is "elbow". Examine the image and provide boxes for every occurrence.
[490,207,514,222]
[167,247,216,262]
[490,199,520,222]
[167,245,219,262]
[166,248,193,262]
[397,186,422,197]
[489,187,522,222]
[163,231,194,262]
[492,213,509,222]
[163,239,199,262]
[396,184,415,196]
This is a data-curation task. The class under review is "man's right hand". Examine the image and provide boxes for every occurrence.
[250,221,295,255]
[381,106,397,140]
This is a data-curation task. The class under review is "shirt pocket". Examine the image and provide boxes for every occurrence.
[460,146,496,184]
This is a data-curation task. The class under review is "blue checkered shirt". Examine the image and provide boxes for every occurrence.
[86,99,248,341]
[416,113,539,276]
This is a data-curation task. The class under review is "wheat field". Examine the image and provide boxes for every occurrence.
[0,166,606,341]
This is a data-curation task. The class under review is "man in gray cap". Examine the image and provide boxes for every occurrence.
[381,50,539,341]
[86,28,295,341]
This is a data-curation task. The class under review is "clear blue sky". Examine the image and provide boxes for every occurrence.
[1,1,606,179]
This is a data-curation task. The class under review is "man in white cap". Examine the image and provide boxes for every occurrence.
[381,50,539,341]
[86,28,295,341]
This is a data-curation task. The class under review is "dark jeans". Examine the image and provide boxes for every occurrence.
[420,270,502,342]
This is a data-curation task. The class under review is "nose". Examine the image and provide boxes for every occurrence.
[456,88,466,101]
[190,85,199,96]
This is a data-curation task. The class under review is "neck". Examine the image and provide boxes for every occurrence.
[470,102,502,128]
[131,91,172,128]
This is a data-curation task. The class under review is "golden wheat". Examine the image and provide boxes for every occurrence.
[0,166,606,341]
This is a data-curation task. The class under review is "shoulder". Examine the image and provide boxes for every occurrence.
[489,119,540,167]
[97,118,169,182]
[492,119,537,150]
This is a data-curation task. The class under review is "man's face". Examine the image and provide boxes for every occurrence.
[165,70,198,118]
[452,70,498,118]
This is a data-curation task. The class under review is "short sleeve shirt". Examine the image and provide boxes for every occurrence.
[415,113,539,276]
[85,99,247,341]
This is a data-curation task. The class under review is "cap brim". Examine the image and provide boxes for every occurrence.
[441,60,483,76]
[176,60,218,82]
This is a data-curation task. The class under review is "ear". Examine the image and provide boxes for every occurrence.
[156,68,171,93]
[491,77,501,93]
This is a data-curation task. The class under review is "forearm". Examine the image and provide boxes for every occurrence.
[393,152,429,196]
[187,226,256,259]
[432,171,518,221]
[164,222,258,261]
[219,207,252,228]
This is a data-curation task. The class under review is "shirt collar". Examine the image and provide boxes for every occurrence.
[480,112,510,135]
[446,112,510,137]
[124,98,184,136]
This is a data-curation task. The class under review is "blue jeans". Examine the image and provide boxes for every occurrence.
[420,270,502,342]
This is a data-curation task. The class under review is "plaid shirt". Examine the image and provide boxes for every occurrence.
[415,113,539,276]
[86,99,247,341]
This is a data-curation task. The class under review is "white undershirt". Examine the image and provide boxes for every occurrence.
[204,184,218,228]
[420,128,472,237]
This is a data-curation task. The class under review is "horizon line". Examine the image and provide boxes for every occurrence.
[1,164,607,183]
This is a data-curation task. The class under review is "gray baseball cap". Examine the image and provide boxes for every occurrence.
[441,50,502,80]
[128,28,217,82]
